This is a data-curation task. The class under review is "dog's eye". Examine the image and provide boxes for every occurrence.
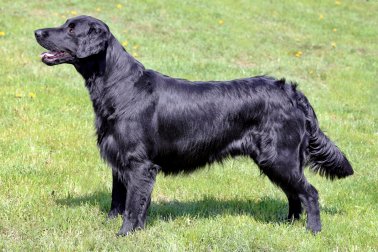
[68,23,75,34]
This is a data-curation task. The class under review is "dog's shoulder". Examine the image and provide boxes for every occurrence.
[133,69,159,93]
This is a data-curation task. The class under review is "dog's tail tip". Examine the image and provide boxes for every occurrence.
[338,157,354,178]
[310,155,354,180]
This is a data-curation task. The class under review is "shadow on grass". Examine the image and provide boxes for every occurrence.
[149,196,289,224]
[56,191,343,225]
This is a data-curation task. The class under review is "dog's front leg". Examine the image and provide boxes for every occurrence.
[117,160,159,236]
[108,170,127,219]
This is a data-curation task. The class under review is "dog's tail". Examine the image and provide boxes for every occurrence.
[296,91,354,180]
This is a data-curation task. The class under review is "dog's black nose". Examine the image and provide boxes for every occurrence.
[34,29,48,38]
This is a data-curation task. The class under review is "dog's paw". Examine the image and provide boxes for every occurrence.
[107,208,123,220]
[307,223,322,234]
[116,230,132,237]
[116,221,135,236]
[287,213,301,223]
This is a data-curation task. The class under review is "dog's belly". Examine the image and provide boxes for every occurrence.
[153,137,249,175]
[153,152,212,174]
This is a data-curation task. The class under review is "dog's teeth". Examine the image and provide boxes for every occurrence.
[40,52,56,58]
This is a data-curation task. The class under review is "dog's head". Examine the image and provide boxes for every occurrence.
[35,15,110,66]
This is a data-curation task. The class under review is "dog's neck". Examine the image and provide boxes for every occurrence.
[74,35,145,121]
[74,35,144,84]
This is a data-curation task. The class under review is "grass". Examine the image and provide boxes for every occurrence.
[0,0,377,251]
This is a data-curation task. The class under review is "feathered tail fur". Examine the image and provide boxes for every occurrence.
[296,91,354,179]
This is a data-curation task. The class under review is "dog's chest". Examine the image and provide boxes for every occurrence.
[95,115,142,169]
[95,114,125,168]
[99,132,121,168]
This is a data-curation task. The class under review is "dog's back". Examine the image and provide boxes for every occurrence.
[141,72,304,174]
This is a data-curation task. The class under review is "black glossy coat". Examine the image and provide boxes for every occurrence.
[35,16,353,235]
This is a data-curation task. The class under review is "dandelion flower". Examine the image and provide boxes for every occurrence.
[319,14,324,20]
[332,28,337,32]
[96,7,101,12]
[218,19,224,25]
[117,4,123,9]
[70,10,77,15]
[15,92,23,98]
[122,40,128,47]
[0,31,5,36]
[29,92,36,99]
[335,0,341,5]
[133,44,140,50]
[132,52,138,57]
[295,51,303,58]
[331,42,336,48]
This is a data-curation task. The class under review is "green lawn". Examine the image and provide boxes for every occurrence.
[0,0,377,251]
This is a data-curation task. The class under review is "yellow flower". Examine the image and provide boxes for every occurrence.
[331,42,336,48]
[132,44,140,50]
[335,0,341,5]
[319,14,324,20]
[117,4,123,9]
[132,52,138,57]
[61,15,66,19]
[15,92,23,98]
[122,40,128,47]
[218,19,224,25]
[29,92,36,99]
[295,51,303,58]
[70,10,77,15]
[332,28,337,32]
[96,7,101,12]
[0,31,5,36]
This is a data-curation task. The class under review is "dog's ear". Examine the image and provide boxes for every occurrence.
[77,22,108,58]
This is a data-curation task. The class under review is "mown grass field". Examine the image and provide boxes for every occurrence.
[0,0,377,251]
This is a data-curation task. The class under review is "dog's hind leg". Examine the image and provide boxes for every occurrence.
[260,156,321,233]
[297,180,321,233]
[117,160,160,236]
[283,138,307,222]
[108,170,127,219]
[284,191,302,221]
[255,132,321,233]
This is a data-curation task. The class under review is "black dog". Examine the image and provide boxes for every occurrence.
[35,16,353,235]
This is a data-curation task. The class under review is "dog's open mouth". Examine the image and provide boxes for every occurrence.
[40,51,73,65]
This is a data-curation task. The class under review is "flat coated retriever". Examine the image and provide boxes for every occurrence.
[35,16,353,235]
